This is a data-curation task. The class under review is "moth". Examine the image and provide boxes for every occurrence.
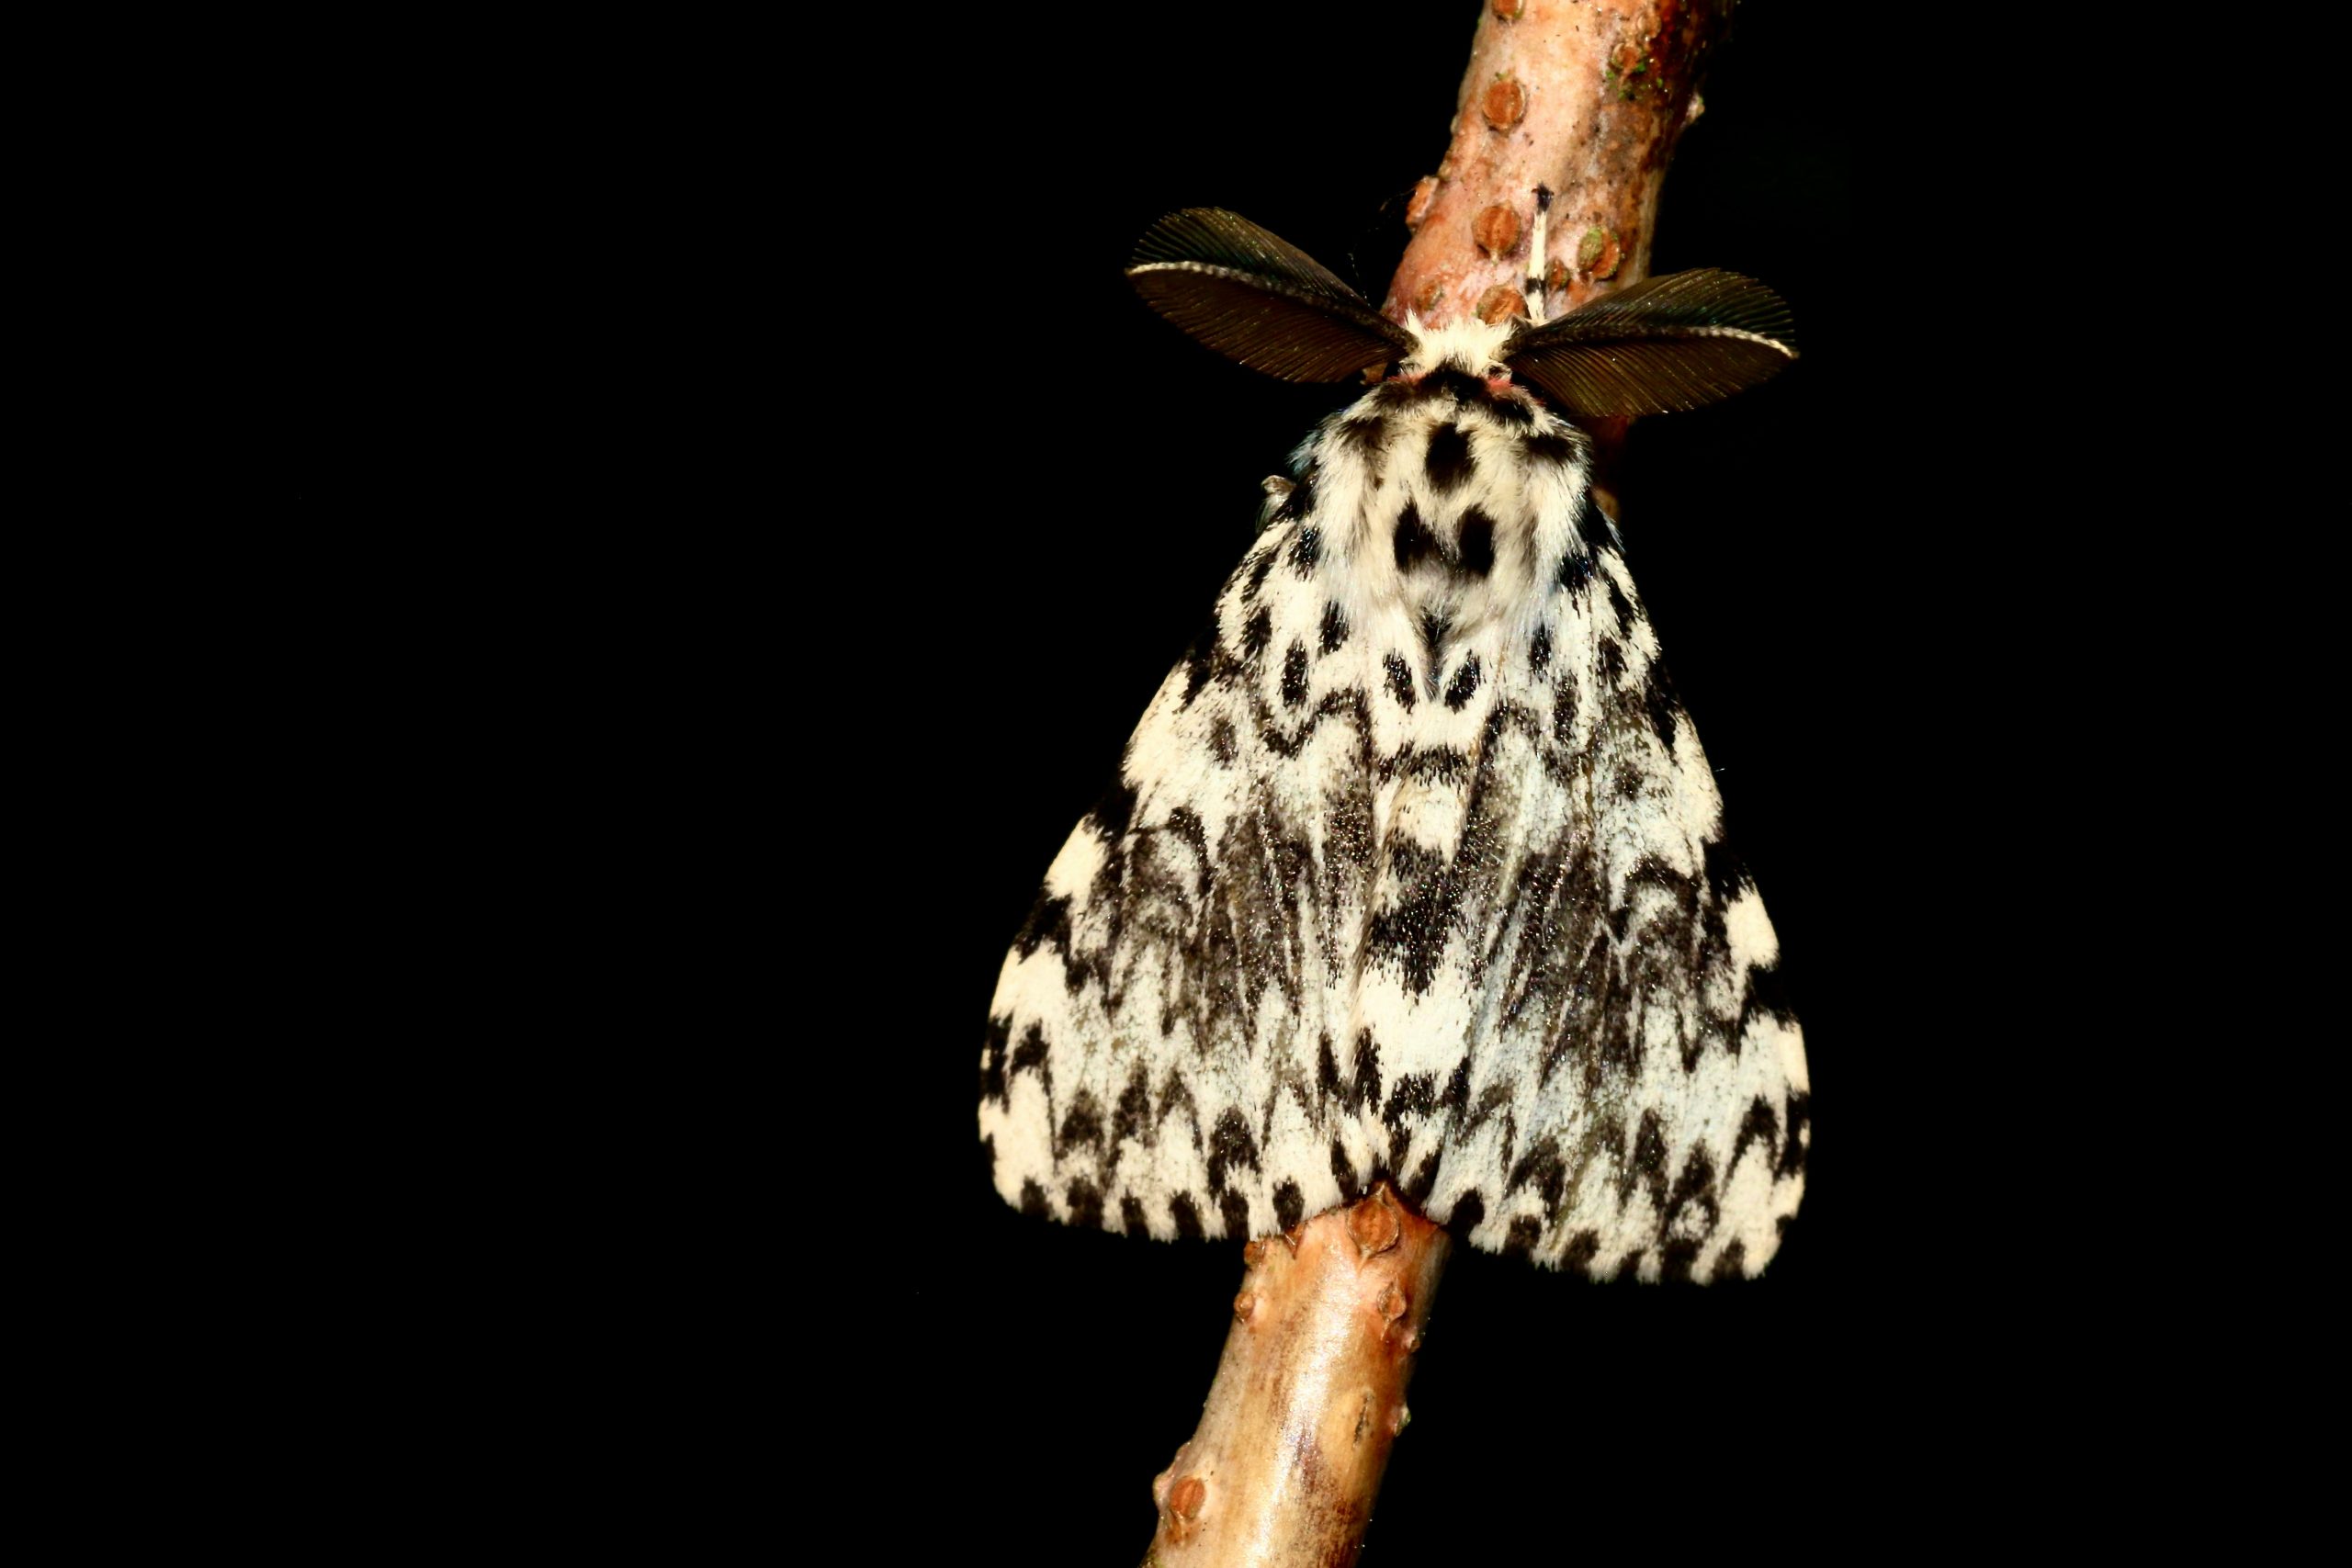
[978,209,1809,1281]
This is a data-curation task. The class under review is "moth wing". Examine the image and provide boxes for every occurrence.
[978,487,1380,1243]
[1247,390,1809,1281]
[1370,492,1812,1280]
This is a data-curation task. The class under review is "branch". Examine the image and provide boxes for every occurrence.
[1140,6,1736,1562]
[1386,0,1728,515]
[1388,0,1723,328]
[1141,1188,1448,1567]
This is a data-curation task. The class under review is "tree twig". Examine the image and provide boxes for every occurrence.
[1141,6,1736,1562]
[1387,0,1728,516]
[1142,1187,1448,1566]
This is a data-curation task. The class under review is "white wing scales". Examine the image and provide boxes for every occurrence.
[979,368,1808,1280]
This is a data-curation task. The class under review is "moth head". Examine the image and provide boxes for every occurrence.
[1127,209,1796,418]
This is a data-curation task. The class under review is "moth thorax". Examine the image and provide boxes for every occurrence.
[1399,316,1519,379]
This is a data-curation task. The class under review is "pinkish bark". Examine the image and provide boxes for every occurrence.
[1387,0,1729,331]
[1140,1188,1449,1567]
[1389,0,1735,514]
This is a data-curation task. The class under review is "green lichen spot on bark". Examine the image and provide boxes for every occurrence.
[1577,226,1623,279]
[1607,37,1670,102]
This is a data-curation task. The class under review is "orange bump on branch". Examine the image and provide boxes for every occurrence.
[1577,224,1624,280]
[1348,1193,1402,1257]
[1405,175,1441,231]
[1472,203,1520,259]
[1475,285,1528,325]
[1482,76,1526,130]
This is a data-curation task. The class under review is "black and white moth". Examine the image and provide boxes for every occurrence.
[978,209,1808,1282]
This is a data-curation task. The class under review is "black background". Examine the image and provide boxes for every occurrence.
[285,2,2089,1554]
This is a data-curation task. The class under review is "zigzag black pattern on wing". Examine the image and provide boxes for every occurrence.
[981,362,1807,1275]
